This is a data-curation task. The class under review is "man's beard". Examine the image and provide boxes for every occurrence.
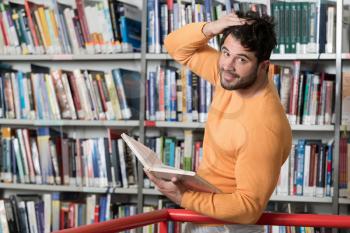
[219,68,258,91]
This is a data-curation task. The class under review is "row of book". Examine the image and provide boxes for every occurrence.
[0,64,140,121]
[0,192,336,233]
[145,62,337,126]
[0,193,147,233]
[0,127,140,188]
[1,126,341,198]
[147,0,340,55]
[0,0,141,55]
[275,139,334,198]
[339,132,350,198]
[143,130,203,188]
[271,1,336,54]
[342,72,350,126]
[147,0,223,53]
[265,226,333,233]
[0,191,191,233]
[270,62,335,126]
[146,65,213,123]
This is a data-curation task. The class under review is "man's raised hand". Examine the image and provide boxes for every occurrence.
[202,12,253,38]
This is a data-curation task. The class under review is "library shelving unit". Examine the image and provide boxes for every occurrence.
[0,2,147,230]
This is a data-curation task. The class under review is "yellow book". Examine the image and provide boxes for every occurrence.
[37,7,51,47]
[34,10,47,49]
[105,72,122,120]
[49,9,59,39]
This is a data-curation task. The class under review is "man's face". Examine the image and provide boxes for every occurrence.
[219,35,259,91]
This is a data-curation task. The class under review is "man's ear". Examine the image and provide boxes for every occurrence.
[261,60,270,72]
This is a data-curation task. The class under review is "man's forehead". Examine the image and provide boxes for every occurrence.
[222,35,254,54]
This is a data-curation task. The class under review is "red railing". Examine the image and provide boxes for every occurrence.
[55,209,350,233]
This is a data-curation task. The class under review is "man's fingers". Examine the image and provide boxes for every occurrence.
[144,171,166,188]
[171,176,180,183]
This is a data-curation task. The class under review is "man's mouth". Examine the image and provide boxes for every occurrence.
[223,71,239,81]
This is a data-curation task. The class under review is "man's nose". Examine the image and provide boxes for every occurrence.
[222,58,236,71]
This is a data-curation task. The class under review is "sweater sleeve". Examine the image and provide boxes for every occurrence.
[180,126,285,224]
[164,22,220,86]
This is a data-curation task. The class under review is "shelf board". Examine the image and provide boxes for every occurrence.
[270,53,336,60]
[1,119,333,131]
[0,183,138,194]
[0,119,140,127]
[342,53,350,59]
[0,53,141,61]
[338,198,350,204]
[341,125,350,130]
[145,121,334,131]
[142,188,163,195]
[146,53,337,61]
[290,124,334,131]
[148,121,206,129]
[143,189,332,203]
[146,53,172,60]
[270,195,332,203]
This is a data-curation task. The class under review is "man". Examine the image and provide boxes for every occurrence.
[145,11,292,233]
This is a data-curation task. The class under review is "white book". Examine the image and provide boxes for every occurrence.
[61,73,77,120]
[26,201,38,233]
[30,138,42,184]
[16,129,30,183]
[43,194,51,233]
[0,200,9,233]
[121,133,222,193]
[117,138,128,188]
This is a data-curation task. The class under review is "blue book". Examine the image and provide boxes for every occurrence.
[17,72,25,119]
[120,16,141,51]
[99,196,106,222]
[296,139,306,196]
[118,69,141,120]
[148,71,156,120]
[118,3,142,52]
[325,141,333,196]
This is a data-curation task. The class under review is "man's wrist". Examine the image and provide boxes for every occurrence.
[202,22,214,39]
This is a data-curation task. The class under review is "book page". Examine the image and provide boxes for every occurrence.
[121,133,162,169]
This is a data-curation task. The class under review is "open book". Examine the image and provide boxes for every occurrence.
[121,133,222,193]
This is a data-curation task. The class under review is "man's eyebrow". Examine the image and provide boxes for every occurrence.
[220,47,253,60]
[236,53,251,60]
[221,46,229,52]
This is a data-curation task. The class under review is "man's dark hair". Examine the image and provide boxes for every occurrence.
[220,11,277,63]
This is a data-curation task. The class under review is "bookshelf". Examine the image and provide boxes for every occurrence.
[0,183,138,194]
[0,53,142,61]
[145,53,339,60]
[0,119,140,127]
[0,0,349,232]
[143,188,333,203]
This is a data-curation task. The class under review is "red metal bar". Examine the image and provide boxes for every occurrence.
[56,209,350,233]
[167,209,350,228]
[54,209,169,233]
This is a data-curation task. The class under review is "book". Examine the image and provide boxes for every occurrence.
[121,133,222,193]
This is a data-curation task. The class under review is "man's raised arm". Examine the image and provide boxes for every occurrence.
[164,13,252,85]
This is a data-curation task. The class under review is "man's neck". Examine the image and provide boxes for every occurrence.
[235,73,269,98]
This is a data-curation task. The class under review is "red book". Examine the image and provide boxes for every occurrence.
[75,0,90,44]
[24,0,39,47]
[66,71,83,119]
[94,205,100,223]
[0,12,9,46]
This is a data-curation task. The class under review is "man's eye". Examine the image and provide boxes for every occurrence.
[237,58,247,63]
[223,51,230,57]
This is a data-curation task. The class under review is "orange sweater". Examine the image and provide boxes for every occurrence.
[164,22,292,224]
